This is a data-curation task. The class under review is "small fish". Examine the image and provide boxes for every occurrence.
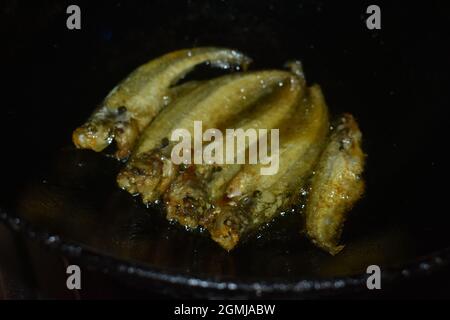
[164,75,305,229]
[72,48,251,159]
[305,113,365,255]
[117,70,292,204]
[205,85,330,250]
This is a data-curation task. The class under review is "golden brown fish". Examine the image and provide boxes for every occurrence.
[117,70,293,203]
[164,75,306,229]
[71,47,366,255]
[204,85,330,250]
[305,113,365,255]
[72,48,251,159]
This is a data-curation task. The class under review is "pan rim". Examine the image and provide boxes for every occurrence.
[1,206,449,297]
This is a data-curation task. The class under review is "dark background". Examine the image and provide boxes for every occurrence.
[1,0,449,298]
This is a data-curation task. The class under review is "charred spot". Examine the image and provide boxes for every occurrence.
[118,106,127,114]
[183,195,196,203]
[160,137,170,148]
[131,167,146,176]
[180,195,206,216]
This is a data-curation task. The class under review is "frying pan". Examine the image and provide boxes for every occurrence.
[1,0,449,298]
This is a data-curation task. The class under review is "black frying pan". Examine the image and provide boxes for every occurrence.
[1,0,449,298]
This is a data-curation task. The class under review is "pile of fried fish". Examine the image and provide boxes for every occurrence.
[73,48,365,255]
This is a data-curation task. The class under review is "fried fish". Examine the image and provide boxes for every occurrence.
[305,114,365,255]
[117,70,292,203]
[73,48,251,159]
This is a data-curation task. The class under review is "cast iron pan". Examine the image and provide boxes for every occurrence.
[1,0,449,298]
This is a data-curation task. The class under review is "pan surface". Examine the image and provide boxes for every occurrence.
[1,0,449,298]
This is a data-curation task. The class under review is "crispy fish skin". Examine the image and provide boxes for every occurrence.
[72,48,251,159]
[305,113,365,255]
[117,70,293,204]
[205,85,330,250]
[226,85,328,199]
[166,80,203,101]
[164,76,306,228]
